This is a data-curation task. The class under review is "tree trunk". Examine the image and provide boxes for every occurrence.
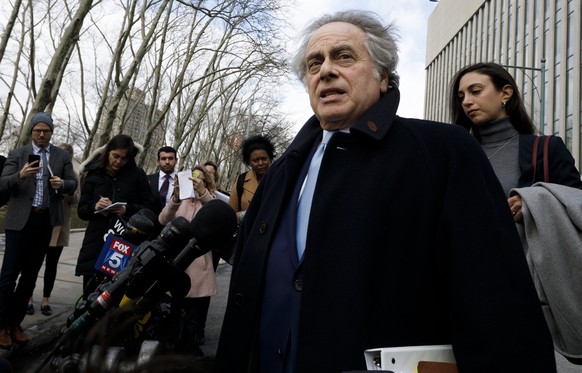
[0,0,23,64]
[18,0,95,146]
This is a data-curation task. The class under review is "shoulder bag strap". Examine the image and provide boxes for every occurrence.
[532,136,540,182]
[542,135,551,183]
[236,171,247,211]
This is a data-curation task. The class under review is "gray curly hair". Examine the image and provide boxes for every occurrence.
[291,10,400,88]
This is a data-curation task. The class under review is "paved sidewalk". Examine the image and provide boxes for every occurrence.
[0,229,84,362]
[0,229,230,372]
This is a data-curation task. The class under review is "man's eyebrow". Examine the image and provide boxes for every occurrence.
[329,44,356,55]
[306,44,356,61]
[306,50,322,61]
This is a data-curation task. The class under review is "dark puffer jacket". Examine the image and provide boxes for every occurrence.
[75,147,154,276]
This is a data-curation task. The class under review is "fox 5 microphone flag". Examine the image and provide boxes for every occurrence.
[95,235,136,276]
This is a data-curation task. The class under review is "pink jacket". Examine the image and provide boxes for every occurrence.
[159,191,216,298]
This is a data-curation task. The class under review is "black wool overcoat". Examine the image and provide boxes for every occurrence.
[217,89,556,373]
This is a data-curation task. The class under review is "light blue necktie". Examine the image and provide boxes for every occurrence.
[296,131,334,259]
[40,148,50,208]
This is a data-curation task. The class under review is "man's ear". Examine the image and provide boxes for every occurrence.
[380,69,389,93]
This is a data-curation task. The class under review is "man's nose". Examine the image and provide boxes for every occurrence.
[319,59,337,80]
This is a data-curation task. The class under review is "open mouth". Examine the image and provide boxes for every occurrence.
[320,88,345,98]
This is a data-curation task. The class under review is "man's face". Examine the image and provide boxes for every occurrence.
[305,22,388,131]
[31,123,53,148]
[157,151,177,174]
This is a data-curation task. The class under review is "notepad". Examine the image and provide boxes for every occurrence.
[94,201,127,214]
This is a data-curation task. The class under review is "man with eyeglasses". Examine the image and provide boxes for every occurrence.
[0,112,77,349]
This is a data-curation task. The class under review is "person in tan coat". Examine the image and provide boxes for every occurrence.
[228,135,275,224]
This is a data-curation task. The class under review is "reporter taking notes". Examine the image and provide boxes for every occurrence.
[76,134,154,296]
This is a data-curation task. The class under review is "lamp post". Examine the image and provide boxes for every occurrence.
[501,59,546,130]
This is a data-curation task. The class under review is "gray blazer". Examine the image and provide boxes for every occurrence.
[0,143,78,230]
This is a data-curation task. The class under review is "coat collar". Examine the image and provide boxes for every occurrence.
[278,87,401,173]
[291,87,401,147]
[349,86,400,141]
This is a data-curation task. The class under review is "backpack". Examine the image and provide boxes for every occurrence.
[236,171,247,211]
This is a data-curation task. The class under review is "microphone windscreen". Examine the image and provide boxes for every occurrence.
[127,213,155,236]
[164,268,191,299]
[189,199,237,251]
[136,208,157,225]
[157,216,193,252]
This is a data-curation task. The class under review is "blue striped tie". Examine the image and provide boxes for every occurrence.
[40,148,49,208]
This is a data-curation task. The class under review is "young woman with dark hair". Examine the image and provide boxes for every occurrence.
[76,134,154,293]
[450,62,582,221]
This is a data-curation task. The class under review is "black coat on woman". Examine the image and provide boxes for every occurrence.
[75,146,154,276]
[517,134,582,189]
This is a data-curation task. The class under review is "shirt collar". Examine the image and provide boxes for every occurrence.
[159,171,175,182]
[32,143,50,154]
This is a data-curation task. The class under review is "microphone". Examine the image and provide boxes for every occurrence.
[53,214,208,365]
[136,208,158,226]
[190,199,238,249]
[172,199,238,270]
[121,208,157,246]
[126,200,237,302]
[114,216,193,303]
[66,216,195,333]
[94,209,159,277]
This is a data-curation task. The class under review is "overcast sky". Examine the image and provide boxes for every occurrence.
[280,0,439,133]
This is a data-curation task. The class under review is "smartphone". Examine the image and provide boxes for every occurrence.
[28,154,41,165]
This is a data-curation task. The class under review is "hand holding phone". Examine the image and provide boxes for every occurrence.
[28,154,41,166]
[20,154,41,179]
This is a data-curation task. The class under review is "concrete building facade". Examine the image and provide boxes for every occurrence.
[425,0,581,168]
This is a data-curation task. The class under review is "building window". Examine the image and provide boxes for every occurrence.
[553,75,561,130]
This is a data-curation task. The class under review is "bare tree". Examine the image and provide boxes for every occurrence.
[0,0,23,64]
[0,2,30,146]
[1,0,295,185]
[17,0,97,146]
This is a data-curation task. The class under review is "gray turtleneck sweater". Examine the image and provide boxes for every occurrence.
[477,117,521,197]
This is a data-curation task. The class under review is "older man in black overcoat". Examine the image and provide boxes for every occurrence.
[216,10,556,373]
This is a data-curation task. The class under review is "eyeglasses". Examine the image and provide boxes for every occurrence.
[32,129,52,134]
